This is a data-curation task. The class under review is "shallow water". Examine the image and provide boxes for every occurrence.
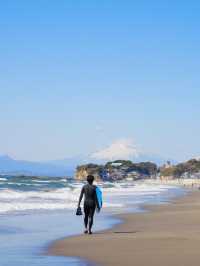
[0,210,118,266]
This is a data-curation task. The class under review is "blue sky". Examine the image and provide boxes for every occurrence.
[0,1,200,161]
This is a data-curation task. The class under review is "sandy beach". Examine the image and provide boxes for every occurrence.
[49,190,200,266]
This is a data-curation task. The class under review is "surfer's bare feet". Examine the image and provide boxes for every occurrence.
[88,231,93,235]
[84,230,88,234]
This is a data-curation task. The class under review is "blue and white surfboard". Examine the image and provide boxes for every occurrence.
[96,186,103,212]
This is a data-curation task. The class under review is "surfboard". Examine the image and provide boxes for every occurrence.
[96,186,103,212]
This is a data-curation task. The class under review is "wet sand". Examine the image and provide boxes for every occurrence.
[49,190,200,266]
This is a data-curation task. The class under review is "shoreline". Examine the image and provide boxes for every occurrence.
[47,188,200,266]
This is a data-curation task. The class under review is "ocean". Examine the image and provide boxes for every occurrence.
[0,175,186,266]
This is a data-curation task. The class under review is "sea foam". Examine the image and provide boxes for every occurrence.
[0,176,175,214]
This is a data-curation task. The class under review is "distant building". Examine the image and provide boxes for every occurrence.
[163,161,172,168]
[110,162,122,167]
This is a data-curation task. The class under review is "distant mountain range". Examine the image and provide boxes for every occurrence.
[0,155,74,177]
[0,153,175,177]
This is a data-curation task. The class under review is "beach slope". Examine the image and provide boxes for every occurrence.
[49,191,200,266]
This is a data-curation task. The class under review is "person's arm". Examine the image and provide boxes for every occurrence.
[94,186,100,211]
[78,186,84,207]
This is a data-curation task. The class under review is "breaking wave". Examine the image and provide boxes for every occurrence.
[0,176,176,214]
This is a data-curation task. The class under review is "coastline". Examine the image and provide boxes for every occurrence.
[0,179,182,266]
[48,188,200,266]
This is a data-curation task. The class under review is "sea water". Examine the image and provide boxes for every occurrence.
[0,176,186,266]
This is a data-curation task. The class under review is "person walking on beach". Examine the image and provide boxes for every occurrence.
[77,175,99,234]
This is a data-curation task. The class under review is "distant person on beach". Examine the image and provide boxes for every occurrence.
[77,175,99,234]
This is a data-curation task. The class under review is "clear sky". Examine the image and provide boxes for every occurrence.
[0,1,200,161]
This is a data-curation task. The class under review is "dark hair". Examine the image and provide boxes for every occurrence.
[87,175,94,184]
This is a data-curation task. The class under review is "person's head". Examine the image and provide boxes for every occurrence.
[87,175,94,185]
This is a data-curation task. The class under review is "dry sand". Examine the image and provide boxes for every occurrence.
[48,190,200,266]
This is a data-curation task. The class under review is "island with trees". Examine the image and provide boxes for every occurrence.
[76,159,200,181]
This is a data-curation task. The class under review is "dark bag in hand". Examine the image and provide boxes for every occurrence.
[76,206,83,216]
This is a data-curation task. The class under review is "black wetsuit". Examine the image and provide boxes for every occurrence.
[78,184,97,232]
